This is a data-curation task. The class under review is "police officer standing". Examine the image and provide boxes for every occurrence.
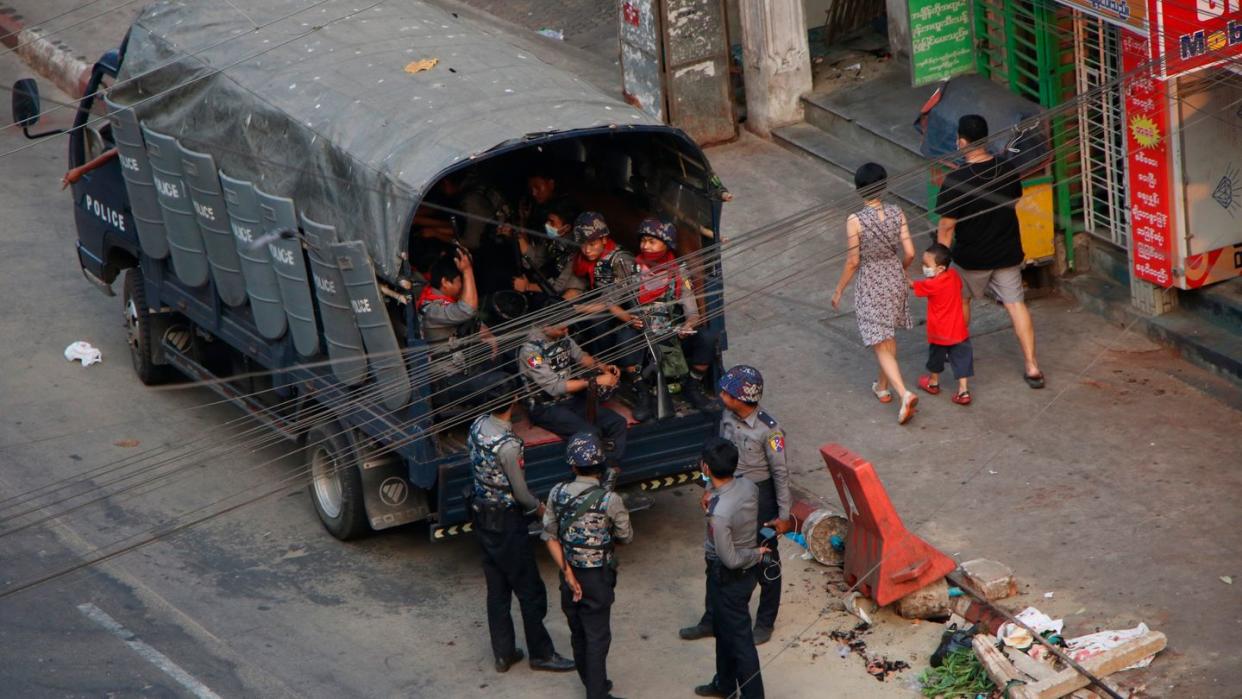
[543,433,633,699]
[468,383,575,675]
[681,365,790,645]
[694,438,767,699]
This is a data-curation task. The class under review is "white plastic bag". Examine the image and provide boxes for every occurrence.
[64,341,102,367]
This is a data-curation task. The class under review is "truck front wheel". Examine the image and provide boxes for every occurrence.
[304,422,369,541]
[122,268,175,385]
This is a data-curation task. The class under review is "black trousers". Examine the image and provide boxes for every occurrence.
[561,566,616,699]
[709,562,764,699]
[478,508,555,662]
[529,394,627,461]
[700,478,781,630]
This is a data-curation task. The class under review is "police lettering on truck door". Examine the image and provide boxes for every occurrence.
[82,193,126,232]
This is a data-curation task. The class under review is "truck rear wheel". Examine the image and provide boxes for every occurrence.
[122,268,175,385]
[304,422,369,541]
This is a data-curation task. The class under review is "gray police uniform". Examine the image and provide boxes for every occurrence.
[468,414,557,664]
[517,329,627,462]
[704,477,764,698]
[543,476,633,699]
[711,405,789,631]
[418,292,508,408]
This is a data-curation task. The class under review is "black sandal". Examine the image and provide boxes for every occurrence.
[1023,372,1045,389]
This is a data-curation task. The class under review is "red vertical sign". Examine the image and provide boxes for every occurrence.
[1123,30,1175,287]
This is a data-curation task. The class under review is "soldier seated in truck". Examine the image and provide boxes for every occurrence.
[418,249,510,413]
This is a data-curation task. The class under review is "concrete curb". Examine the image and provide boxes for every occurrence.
[0,7,93,100]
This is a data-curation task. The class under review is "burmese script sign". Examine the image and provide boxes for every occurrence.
[1051,0,1147,34]
[909,0,976,86]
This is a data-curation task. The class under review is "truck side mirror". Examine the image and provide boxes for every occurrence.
[11,78,65,139]
[11,78,41,128]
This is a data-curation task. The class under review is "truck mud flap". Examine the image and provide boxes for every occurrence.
[256,189,320,358]
[104,97,168,260]
[335,240,412,411]
[301,215,367,386]
[358,450,429,531]
[178,145,247,307]
[141,126,210,287]
[219,174,287,340]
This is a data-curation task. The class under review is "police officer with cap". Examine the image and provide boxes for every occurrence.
[681,365,790,645]
[469,379,575,675]
[694,437,767,699]
[543,433,633,699]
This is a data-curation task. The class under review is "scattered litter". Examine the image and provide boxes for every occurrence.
[403,58,438,74]
[1000,623,1033,650]
[1066,623,1159,669]
[987,469,998,475]
[842,591,874,625]
[1222,575,1233,585]
[844,62,861,72]
[1013,606,1064,635]
[829,622,911,682]
[536,28,563,40]
[280,545,309,561]
[113,439,140,448]
[1044,591,1054,598]
[64,341,102,367]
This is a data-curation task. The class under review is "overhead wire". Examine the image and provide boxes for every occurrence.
[4,58,1237,541]
[4,0,1237,600]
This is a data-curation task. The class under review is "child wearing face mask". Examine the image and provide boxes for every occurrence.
[911,243,973,405]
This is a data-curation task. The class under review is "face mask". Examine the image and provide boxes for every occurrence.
[923,266,939,278]
[545,223,559,237]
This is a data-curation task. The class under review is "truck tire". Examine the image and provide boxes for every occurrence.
[304,422,370,541]
[122,268,176,385]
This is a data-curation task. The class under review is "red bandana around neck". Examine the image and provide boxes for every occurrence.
[574,238,618,285]
[637,250,681,304]
[417,286,456,311]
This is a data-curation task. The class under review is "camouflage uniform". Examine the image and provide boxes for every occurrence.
[542,434,633,699]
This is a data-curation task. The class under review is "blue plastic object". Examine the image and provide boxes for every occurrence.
[830,534,845,552]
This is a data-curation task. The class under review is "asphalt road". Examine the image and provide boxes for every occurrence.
[2,5,1241,698]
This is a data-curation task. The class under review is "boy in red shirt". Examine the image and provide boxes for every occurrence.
[911,243,973,405]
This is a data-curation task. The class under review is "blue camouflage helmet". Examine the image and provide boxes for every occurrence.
[637,217,677,251]
[566,431,607,468]
[718,365,763,403]
[573,211,611,243]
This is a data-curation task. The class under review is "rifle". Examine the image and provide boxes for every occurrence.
[635,306,676,420]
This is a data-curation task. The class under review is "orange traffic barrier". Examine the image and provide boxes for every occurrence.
[821,443,956,606]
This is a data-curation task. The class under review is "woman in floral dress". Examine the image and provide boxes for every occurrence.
[831,162,918,424]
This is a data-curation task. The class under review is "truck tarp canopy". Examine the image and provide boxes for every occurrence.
[111,0,693,280]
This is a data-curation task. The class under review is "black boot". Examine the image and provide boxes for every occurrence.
[681,374,719,412]
[625,373,652,422]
